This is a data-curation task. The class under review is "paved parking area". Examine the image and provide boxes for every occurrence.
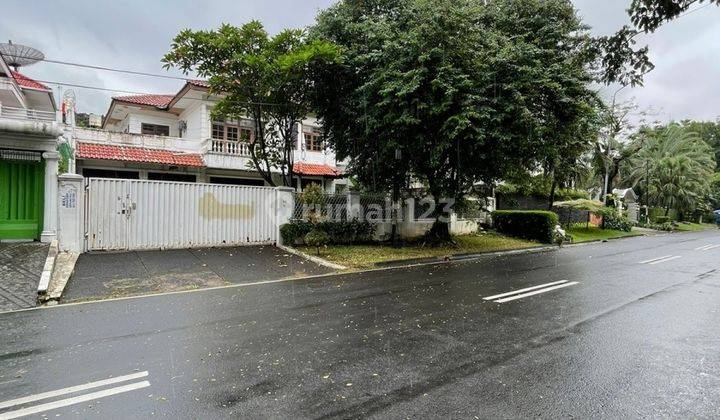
[0,242,47,312]
[61,245,333,302]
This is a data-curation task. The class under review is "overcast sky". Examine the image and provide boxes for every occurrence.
[1,0,718,123]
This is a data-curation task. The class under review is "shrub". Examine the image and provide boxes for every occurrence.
[654,215,670,225]
[280,221,313,245]
[280,220,376,245]
[317,220,376,244]
[492,210,559,244]
[304,228,329,255]
[602,212,633,232]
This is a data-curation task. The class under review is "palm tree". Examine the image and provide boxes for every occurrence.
[624,124,715,217]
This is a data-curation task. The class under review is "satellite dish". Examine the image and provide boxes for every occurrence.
[0,40,44,71]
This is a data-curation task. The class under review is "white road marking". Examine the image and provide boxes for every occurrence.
[0,371,148,410]
[647,255,682,265]
[494,282,579,303]
[696,244,720,251]
[639,255,673,264]
[483,280,569,301]
[0,381,150,419]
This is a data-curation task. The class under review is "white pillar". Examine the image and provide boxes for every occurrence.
[57,173,84,253]
[346,191,360,220]
[41,151,60,243]
[275,186,295,245]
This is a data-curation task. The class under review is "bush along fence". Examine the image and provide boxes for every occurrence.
[492,210,559,244]
[279,190,496,245]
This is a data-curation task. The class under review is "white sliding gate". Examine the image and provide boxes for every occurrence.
[85,178,278,251]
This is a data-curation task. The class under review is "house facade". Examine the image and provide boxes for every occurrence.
[0,56,62,242]
[71,80,348,192]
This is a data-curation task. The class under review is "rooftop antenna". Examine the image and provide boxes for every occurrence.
[0,40,44,71]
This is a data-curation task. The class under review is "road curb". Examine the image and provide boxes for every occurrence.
[374,245,557,268]
[277,245,348,271]
[36,240,58,298]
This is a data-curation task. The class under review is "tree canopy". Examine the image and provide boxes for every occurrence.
[162,22,339,186]
[310,0,600,238]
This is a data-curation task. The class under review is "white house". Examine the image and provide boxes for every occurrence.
[71,79,348,192]
[0,55,62,242]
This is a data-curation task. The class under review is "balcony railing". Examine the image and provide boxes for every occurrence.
[207,139,251,156]
[72,126,201,154]
[0,105,56,122]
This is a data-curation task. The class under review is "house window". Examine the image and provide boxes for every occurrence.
[141,123,170,136]
[212,121,253,143]
[304,128,324,152]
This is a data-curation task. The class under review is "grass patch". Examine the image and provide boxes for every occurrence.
[295,233,539,269]
[673,222,717,232]
[567,225,640,243]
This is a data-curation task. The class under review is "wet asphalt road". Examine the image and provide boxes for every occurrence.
[1,230,720,418]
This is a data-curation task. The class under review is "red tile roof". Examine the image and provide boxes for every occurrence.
[113,94,175,109]
[11,71,49,91]
[188,79,210,88]
[76,142,204,167]
[294,162,342,177]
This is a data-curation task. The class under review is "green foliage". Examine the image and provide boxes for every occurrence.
[280,220,376,245]
[280,221,313,245]
[601,212,633,232]
[310,0,600,240]
[57,142,74,174]
[553,199,606,214]
[653,215,670,224]
[305,228,330,255]
[497,178,589,201]
[492,210,559,244]
[162,22,339,186]
[625,124,715,216]
[316,220,375,244]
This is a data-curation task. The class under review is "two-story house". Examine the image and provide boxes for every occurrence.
[72,79,347,192]
[0,55,62,242]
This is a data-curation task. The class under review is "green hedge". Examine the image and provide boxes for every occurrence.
[602,212,633,232]
[492,210,559,243]
[280,220,376,245]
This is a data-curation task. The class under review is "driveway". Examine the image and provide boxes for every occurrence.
[61,245,333,302]
[0,242,47,312]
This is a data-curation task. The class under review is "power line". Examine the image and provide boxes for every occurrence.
[8,53,192,81]
[32,77,293,107]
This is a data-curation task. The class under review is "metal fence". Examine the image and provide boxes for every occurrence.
[85,178,278,251]
[291,192,392,222]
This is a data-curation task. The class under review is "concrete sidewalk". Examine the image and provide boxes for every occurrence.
[0,242,48,311]
[61,245,333,303]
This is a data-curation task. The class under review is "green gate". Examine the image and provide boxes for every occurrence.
[0,150,44,240]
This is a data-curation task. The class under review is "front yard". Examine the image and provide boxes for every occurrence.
[295,233,540,270]
[673,222,717,232]
[567,225,641,243]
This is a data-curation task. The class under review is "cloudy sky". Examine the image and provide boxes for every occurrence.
[2,0,719,123]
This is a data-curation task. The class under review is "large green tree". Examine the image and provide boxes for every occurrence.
[163,22,338,186]
[311,0,599,240]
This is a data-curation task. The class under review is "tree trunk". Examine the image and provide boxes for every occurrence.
[548,178,557,211]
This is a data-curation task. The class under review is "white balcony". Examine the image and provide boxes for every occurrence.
[0,104,55,122]
[202,138,254,170]
[71,126,201,154]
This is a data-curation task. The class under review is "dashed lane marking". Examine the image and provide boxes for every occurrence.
[0,371,150,419]
[483,280,569,301]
